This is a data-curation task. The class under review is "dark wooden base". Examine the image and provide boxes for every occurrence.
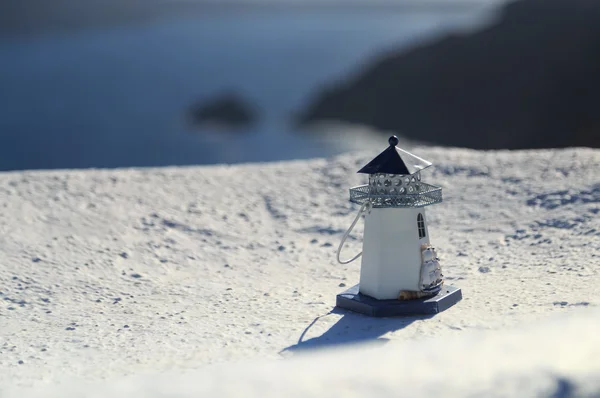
[336,284,462,317]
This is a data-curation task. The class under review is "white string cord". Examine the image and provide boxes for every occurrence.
[336,202,370,264]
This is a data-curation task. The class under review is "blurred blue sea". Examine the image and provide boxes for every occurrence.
[0,8,489,171]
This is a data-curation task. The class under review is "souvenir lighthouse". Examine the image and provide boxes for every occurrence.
[336,136,462,317]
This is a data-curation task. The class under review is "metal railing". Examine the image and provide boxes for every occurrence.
[349,182,442,208]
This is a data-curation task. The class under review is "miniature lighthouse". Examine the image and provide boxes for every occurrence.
[336,136,461,316]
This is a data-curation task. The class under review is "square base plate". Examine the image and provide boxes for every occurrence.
[336,284,462,317]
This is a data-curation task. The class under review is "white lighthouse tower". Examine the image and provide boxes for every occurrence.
[336,136,461,316]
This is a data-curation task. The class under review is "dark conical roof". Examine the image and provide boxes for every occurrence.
[358,136,432,175]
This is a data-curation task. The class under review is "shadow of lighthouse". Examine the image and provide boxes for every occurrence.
[282,308,432,354]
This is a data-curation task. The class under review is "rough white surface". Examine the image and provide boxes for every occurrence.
[8,307,600,397]
[0,147,599,396]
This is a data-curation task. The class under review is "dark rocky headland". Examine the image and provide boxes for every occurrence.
[298,0,600,149]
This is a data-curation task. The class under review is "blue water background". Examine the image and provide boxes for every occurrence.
[0,8,491,171]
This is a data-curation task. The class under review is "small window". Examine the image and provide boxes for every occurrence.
[417,213,426,239]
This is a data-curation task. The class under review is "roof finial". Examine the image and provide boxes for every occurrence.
[388,135,399,147]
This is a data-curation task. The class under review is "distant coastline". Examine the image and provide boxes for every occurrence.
[298,0,600,149]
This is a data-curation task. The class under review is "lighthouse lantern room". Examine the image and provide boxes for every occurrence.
[336,136,462,317]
